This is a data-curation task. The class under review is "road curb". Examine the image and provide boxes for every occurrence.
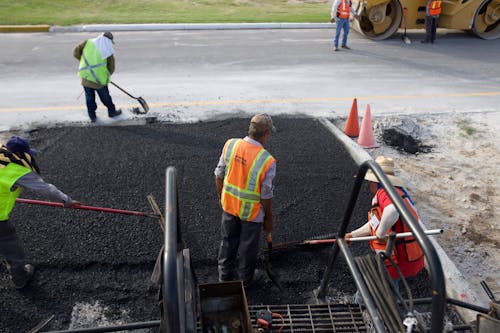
[1,23,333,34]
[0,25,50,33]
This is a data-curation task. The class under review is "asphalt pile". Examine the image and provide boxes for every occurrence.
[0,117,431,332]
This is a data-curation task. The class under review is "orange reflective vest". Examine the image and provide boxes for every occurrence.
[428,0,442,16]
[368,188,424,279]
[221,139,275,221]
[337,0,352,19]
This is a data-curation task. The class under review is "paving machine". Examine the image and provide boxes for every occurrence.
[351,0,500,40]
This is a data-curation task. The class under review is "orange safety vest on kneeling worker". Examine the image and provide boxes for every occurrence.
[368,188,424,279]
[221,138,275,221]
[337,0,352,19]
[428,0,442,16]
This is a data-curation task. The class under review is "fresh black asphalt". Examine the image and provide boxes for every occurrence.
[0,117,431,332]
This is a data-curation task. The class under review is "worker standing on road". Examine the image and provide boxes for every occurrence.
[214,114,276,287]
[0,136,79,289]
[422,0,442,43]
[330,0,360,52]
[73,32,122,123]
[346,156,424,300]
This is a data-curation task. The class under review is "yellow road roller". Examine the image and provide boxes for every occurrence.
[351,0,500,40]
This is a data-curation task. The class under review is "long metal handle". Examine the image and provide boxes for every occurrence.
[16,198,158,218]
[110,81,137,99]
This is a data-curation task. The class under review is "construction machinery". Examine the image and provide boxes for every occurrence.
[351,0,500,40]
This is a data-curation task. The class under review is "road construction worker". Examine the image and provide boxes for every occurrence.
[73,31,122,123]
[0,136,78,289]
[214,114,276,288]
[346,156,425,283]
[422,0,442,43]
[330,0,360,52]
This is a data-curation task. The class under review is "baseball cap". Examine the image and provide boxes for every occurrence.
[6,136,38,156]
[103,31,114,44]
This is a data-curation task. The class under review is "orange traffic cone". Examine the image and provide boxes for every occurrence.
[344,98,359,137]
[357,104,378,148]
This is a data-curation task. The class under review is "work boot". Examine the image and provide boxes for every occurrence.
[10,264,35,289]
[342,45,351,50]
[334,47,339,52]
[243,269,266,288]
[108,109,122,118]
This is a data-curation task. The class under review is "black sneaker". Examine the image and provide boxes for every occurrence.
[12,264,35,289]
[342,45,351,49]
[108,109,122,118]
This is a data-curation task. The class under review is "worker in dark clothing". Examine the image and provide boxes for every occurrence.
[0,136,78,289]
[73,32,122,123]
[214,114,276,287]
[422,0,442,43]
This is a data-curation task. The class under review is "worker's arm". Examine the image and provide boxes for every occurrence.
[214,152,226,205]
[262,198,273,236]
[346,222,371,239]
[15,172,78,207]
[330,0,341,20]
[72,41,86,61]
[260,161,276,240]
[375,204,399,239]
[215,176,223,204]
[107,55,115,75]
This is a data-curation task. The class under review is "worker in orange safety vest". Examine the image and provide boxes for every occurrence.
[214,114,276,288]
[330,0,360,52]
[422,0,442,43]
[345,156,425,303]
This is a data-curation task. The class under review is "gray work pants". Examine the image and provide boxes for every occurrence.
[0,220,27,276]
[217,211,262,284]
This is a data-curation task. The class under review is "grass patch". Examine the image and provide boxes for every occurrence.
[0,0,331,25]
[456,119,477,137]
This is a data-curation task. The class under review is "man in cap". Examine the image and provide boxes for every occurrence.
[73,31,122,123]
[346,156,424,300]
[214,114,276,287]
[0,136,79,289]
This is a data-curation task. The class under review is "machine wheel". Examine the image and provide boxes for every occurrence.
[353,0,403,40]
[471,0,500,39]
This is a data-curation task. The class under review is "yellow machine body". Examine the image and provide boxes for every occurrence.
[352,0,500,40]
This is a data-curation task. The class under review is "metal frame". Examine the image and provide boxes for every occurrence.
[315,159,447,333]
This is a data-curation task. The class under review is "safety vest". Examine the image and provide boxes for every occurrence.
[221,139,275,221]
[368,188,424,271]
[0,163,31,221]
[78,40,110,85]
[337,0,351,19]
[428,0,442,16]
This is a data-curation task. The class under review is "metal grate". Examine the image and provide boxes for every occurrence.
[248,303,367,333]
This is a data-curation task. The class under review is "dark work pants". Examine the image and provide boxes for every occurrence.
[0,220,27,273]
[84,85,116,120]
[217,211,262,284]
[425,15,437,43]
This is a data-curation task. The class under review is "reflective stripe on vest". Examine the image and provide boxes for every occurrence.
[368,188,424,264]
[0,163,31,221]
[337,0,351,19]
[429,0,442,16]
[221,139,274,221]
[78,40,109,85]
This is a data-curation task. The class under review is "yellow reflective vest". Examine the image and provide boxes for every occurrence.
[78,40,110,85]
[0,163,31,221]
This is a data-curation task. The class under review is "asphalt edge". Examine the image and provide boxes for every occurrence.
[318,117,489,325]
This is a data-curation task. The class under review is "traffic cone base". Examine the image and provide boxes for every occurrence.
[357,104,379,148]
[344,98,359,137]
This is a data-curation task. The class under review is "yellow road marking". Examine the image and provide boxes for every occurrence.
[1,91,499,113]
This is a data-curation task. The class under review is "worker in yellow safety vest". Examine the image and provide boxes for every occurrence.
[73,32,122,123]
[422,0,442,43]
[0,136,78,289]
[214,114,276,287]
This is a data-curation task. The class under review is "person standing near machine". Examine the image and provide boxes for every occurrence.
[422,0,442,43]
[214,114,276,287]
[73,31,122,122]
[0,136,79,289]
[330,0,360,52]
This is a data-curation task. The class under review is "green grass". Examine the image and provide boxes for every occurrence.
[0,0,331,25]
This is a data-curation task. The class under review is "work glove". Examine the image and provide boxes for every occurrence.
[63,199,80,208]
[375,235,387,245]
[330,17,335,23]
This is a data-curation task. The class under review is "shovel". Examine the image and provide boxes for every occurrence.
[264,239,284,292]
[110,81,149,114]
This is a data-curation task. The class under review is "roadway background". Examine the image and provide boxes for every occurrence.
[0,28,499,130]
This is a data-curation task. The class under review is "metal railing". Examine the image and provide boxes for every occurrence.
[315,159,447,333]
